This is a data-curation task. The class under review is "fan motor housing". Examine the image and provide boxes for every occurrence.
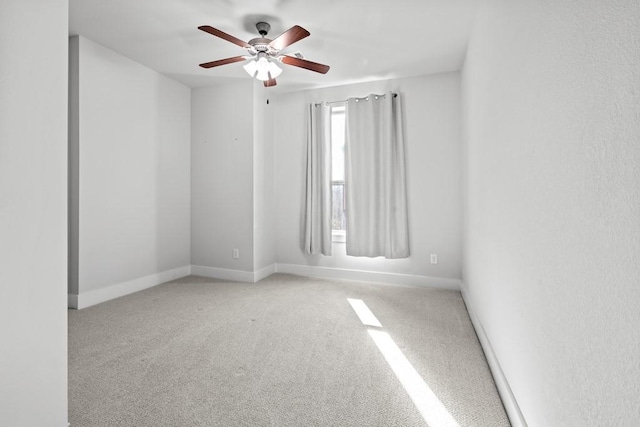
[248,37,272,47]
[248,37,276,56]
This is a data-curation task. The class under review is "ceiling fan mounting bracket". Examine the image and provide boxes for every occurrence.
[256,22,271,37]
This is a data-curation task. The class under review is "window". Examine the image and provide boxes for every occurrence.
[331,105,346,242]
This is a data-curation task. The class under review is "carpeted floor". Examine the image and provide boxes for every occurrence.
[68,274,510,426]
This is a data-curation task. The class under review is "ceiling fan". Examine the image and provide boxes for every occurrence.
[198,22,330,87]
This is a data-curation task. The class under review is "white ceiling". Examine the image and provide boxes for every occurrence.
[69,0,477,91]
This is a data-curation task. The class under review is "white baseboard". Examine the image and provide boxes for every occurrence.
[68,263,460,309]
[461,284,527,427]
[191,265,255,283]
[191,264,277,283]
[68,265,191,310]
[275,263,461,290]
[254,264,277,282]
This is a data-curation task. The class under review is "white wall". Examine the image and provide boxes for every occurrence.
[191,81,276,279]
[0,0,68,425]
[191,82,255,273]
[462,0,640,424]
[273,73,462,286]
[253,83,276,273]
[69,36,191,305]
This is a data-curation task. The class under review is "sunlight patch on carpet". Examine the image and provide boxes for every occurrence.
[348,298,459,427]
[347,298,383,327]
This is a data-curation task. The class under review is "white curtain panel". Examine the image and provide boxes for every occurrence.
[345,93,410,258]
[302,103,333,255]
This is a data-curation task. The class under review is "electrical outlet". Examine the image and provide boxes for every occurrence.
[430,254,438,264]
[232,249,240,259]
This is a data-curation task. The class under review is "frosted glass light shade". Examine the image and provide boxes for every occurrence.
[243,60,258,77]
[267,60,282,79]
[243,54,282,81]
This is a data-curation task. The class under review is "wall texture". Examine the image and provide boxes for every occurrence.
[69,36,191,305]
[273,73,463,286]
[0,0,69,424]
[191,82,255,273]
[462,0,640,424]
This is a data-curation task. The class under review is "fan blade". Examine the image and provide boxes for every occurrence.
[199,56,247,69]
[269,25,310,50]
[198,25,250,48]
[280,55,330,74]
[264,77,277,87]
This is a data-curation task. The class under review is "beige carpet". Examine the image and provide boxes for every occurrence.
[68,274,510,426]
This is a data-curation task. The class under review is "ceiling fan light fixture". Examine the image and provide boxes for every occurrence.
[254,55,271,81]
[244,53,282,81]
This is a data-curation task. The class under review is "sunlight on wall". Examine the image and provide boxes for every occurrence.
[348,298,459,427]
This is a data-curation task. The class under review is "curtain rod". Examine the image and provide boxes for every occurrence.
[315,92,397,107]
